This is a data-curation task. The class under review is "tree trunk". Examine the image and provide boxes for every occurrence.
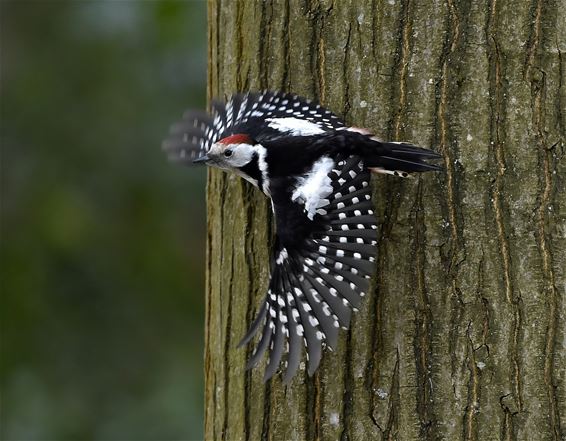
[204,0,565,439]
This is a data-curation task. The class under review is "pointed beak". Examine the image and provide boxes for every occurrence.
[192,154,210,164]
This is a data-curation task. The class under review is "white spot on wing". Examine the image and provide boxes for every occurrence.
[276,248,288,264]
[292,157,334,220]
[266,117,326,136]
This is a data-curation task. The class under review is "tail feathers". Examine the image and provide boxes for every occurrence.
[366,141,442,174]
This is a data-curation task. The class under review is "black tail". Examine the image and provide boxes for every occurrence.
[364,141,442,174]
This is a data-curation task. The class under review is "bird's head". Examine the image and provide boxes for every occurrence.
[193,134,257,170]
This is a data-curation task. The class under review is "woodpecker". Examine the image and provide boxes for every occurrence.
[163,91,441,383]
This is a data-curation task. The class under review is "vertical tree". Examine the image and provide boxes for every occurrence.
[204,1,564,439]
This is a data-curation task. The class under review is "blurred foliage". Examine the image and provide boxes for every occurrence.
[1,1,208,439]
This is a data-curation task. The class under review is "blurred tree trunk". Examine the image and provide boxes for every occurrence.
[204,0,565,440]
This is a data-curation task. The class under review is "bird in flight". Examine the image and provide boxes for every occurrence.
[163,91,441,383]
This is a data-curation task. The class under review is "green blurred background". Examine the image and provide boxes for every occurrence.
[1,1,208,439]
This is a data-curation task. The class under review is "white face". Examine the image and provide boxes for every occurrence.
[207,141,256,170]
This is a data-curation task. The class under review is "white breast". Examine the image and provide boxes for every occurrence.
[291,157,334,220]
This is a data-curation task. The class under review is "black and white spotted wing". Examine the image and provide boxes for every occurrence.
[162,91,345,164]
[239,155,377,382]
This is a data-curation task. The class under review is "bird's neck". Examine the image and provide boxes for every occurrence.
[237,145,270,195]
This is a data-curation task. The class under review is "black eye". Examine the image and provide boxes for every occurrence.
[224,149,233,157]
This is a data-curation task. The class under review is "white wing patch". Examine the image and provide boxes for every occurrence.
[292,157,334,220]
[266,117,326,136]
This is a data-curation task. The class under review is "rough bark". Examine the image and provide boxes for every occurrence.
[204,1,565,440]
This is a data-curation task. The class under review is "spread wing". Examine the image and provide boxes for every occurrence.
[239,155,377,383]
[162,91,345,164]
